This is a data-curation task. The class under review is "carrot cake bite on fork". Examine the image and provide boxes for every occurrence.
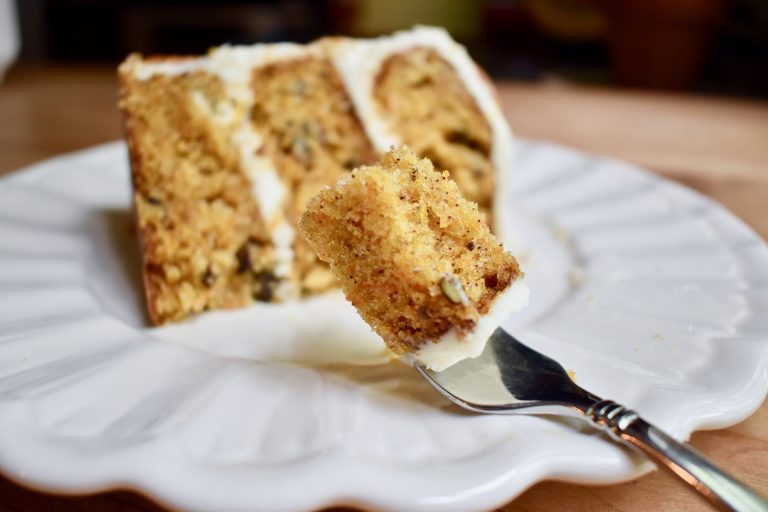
[300,146,528,371]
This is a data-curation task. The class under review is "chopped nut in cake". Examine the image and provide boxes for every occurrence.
[300,146,528,371]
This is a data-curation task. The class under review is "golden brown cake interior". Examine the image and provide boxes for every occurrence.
[373,48,495,218]
[249,57,377,293]
[300,146,521,355]
[120,63,278,325]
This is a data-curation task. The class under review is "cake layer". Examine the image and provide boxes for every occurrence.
[120,68,277,324]
[119,27,514,324]
[328,27,514,226]
[300,146,525,370]
[373,48,494,213]
[248,56,378,292]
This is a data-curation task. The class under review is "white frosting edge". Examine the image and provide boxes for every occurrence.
[407,279,529,372]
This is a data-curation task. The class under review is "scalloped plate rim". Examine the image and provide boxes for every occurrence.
[0,140,765,512]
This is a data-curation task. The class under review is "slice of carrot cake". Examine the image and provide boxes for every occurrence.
[118,26,514,325]
[300,146,527,371]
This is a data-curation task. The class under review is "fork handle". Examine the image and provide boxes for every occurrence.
[587,400,768,512]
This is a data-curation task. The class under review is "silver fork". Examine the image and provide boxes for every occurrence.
[416,328,768,512]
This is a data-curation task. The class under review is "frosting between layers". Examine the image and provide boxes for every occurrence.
[407,280,530,372]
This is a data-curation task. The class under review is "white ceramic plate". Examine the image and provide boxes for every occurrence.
[0,141,766,512]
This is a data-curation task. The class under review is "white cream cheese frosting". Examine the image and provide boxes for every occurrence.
[408,280,529,372]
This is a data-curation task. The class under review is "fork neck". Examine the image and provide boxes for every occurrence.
[563,389,602,416]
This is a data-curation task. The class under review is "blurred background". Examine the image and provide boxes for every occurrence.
[4,0,768,97]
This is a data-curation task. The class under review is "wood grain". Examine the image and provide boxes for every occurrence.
[498,83,768,185]
[0,66,766,512]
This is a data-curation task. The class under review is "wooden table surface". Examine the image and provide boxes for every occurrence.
[0,66,766,512]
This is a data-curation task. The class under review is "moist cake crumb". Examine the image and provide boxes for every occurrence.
[373,47,495,219]
[300,146,525,368]
[119,68,276,325]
